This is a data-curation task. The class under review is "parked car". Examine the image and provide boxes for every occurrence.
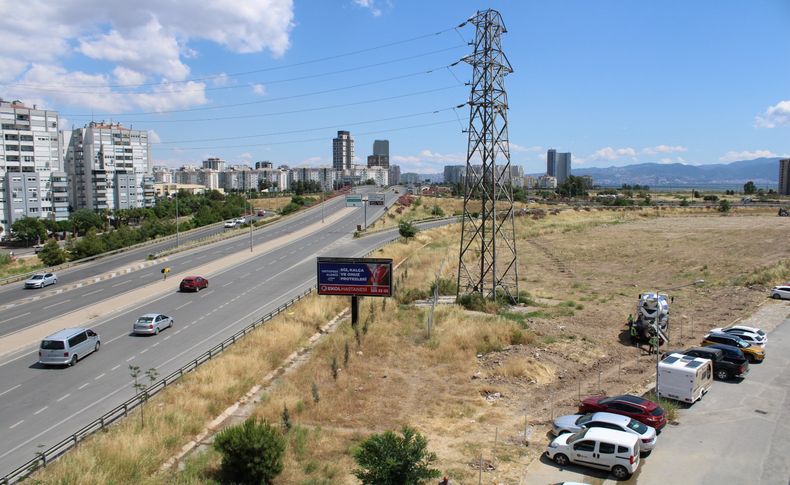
[38,327,100,367]
[546,427,641,480]
[705,343,750,364]
[24,272,57,289]
[236,217,246,224]
[224,220,237,228]
[32,243,45,254]
[551,412,657,453]
[579,394,666,431]
[179,276,208,292]
[702,332,765,362]
[770,285,790,300]
[710,327,765,347]
[133,313,173,335]
[728,325,767,343]
[679,347,749,380]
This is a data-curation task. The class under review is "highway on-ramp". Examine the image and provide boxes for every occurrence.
[0,188,448,475]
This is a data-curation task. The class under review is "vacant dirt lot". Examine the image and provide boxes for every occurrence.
[166,209,789,484]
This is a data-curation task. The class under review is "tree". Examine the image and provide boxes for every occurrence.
[557,175,589,198]
[38,239,68,266]
[69,209,103,236]
[214,417,285,485]
[399,220,418,238]
[743,181,756,195]
[718,199,732,213]
[11,217,47,245]
[353,426,441,485]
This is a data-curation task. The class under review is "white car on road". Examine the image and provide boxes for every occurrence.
[24,272,57,289]
[770,285,790,300]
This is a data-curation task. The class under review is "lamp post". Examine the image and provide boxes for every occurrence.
[175,190,179,247]
[654,279,704,399]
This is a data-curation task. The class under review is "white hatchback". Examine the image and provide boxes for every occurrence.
[770,285,790,300]
[546,427,641,480]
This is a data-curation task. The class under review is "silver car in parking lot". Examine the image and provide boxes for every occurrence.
[551,411,657,453]
[133,313,173,335]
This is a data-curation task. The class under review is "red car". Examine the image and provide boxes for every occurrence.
[179,276,209,292]
[579,394,667,431]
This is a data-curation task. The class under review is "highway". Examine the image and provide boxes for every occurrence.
[0,187,448,475]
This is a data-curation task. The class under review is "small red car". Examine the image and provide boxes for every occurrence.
[179,276,209,292]
[579,394,667,431]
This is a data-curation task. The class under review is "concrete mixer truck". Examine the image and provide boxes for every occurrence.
[632,292,670,344]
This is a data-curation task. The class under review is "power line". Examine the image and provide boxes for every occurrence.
[69,86,462,124]
[2,26,461,90]
[155,119,459,152]
[158,105,464,145]
[62,63,461,117]
[8,45,465,96]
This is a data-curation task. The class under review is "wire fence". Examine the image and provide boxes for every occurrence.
[0,286,313,485]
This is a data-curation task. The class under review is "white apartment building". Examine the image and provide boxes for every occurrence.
[65,122,154,211]
[0,99,68,238]
[332,130,354,171]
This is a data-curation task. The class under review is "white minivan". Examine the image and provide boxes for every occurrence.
[39,327,100,366]
[546,427,641,480]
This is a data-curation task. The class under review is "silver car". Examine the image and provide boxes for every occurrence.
[39,327,100,366]
[551,411,657,452]
[25,272,57,288]
[133,313,173,335]
[711,327,766,347]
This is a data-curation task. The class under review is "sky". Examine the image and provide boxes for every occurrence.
[1,0,788,174]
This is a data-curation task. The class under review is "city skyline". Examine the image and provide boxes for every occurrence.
[0,1,788,173]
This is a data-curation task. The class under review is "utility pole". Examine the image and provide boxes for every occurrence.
[175,190,179,247]
[457,9,519,302]
[321,189,325,223]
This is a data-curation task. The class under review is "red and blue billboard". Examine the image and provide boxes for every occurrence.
[316,257,392,297]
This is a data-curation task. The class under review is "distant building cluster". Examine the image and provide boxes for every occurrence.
[0,97,400,238]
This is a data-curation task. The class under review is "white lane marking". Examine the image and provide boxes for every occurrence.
[43,299,71,310]
[152,342,160,348]
[201,290,214,296]
[0,384,21,397]
[174,330,182,335]
[240,272,250,279]
[0,312,31,325]
[126,356,135,362]
[175,301,192,311]
[138,274,150,279]
[84,288,105,297]
[56,393,71,402]
[111,280,131,288]
[140,348,148,354]
[33,406,48,415]
[78,383,89,390]
[183,259,193,264]
[9,420,23,429]
[94,373,106,380]
[223,282,232,287]
[111,365,120,371]
[163,336,171,341]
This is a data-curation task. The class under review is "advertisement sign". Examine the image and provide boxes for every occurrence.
[345,194,363,207]
[317,257,392,297]
[368,193,385,206]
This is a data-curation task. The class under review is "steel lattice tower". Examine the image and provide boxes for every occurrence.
[456,9,518,302]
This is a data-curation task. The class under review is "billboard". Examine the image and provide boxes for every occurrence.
[368,192,385,206]
[317,257,392,297]
[345,194,363,207]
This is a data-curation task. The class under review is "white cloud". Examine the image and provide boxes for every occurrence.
[755,100,790,128]
[0,0,295,112]
[133,80,208,112]
[658,158,673,164]
[251,83,266,96]
[642,145,687,155]
[719,150,777,163]
[393,149,466,173]
[211,73,231,87]
[591,146,637,161]
[353,0,383,16]
[510,143,543,153]
[148,129,161,144]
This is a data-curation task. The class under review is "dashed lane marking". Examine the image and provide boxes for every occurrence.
[0,384,21,397]
[56,393,71,402]
[33,406,48,415]
[9,420,23,429]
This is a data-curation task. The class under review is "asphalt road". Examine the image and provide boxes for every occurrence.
[0,187,441,475]
[524,308,790,484]
[0,191,365,339]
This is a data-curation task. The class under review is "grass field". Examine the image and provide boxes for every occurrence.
[28,206,790,484]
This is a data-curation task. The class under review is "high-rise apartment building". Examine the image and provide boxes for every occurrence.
[332,131,354,171]
[547,148,571,185]
[202,157,226,171]
[389,165,401,186]
[0,99,67,237]
[444,165,466,185]
[367,139,390,168]
[65,121,154,211]
[780,158,790,196]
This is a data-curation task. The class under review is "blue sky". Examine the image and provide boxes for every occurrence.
[1,0,788,173]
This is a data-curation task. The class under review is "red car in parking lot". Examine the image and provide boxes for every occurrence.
[179,276,209,292]
[579,394,667,431]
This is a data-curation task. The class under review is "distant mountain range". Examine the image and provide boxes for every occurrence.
[569,157,782,187]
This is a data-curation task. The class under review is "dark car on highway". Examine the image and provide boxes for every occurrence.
[179,276,209,292]
[579,394,667,431]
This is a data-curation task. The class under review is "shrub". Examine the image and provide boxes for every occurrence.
[398,220,418,238]
[429,277,457,296]
[353,426,441,485]
[430,205,444,216]
[679,197,690,207]
[718,199,731,213]
[213,417,285,485]
[38,239,68,266]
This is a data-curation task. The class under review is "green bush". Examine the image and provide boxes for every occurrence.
[38,239,68,266]
[430,205,444,216]
[398,220,418,238]
[353,426,440,485]
[718,199,731,213]
[213,417,285,485]
[429,277,456,296]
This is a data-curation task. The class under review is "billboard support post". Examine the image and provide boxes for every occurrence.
[351,296,359,326]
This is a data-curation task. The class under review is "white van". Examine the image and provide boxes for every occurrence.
[658,353,713,403]
[546,427,641,479]
[39,327,101,366]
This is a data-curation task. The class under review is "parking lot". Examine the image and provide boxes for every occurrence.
[523,307,790,484]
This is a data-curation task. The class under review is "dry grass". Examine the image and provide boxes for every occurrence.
[250,196,297,212]
[29,206,790,484]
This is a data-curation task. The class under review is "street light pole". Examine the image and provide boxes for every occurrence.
[363,199,368,231]
[321,189,325,223]
[175,190,179,247]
